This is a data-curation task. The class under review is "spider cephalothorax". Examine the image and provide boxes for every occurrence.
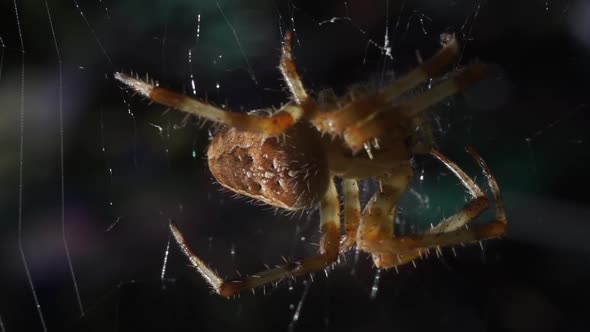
[115,31,507,297]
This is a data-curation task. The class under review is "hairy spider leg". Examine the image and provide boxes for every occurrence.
[466,146,506,224]
[114,32,312,138]
[343,63,485,153]
[115,31,321,138]
[280,31,310,105]
[311,36,459,137]
[114,72,306,137]
[361,148,507,265]
[340,179,361,251]
[355,163,414,266]
[356,164,413,245]
[170,178,341,297]
[368,148,487,267]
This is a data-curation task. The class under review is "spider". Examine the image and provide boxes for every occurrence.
[115,31,507,297]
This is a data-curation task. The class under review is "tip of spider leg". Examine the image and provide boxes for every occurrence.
[114,72,154,98]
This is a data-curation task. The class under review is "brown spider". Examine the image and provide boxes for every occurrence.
[115,32,507,297]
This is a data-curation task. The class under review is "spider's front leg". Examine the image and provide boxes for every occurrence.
[342,63,485,153]
[170,178,341,297]
[280,31,309,105]
[114,72,304,137]
[115,32,313,137]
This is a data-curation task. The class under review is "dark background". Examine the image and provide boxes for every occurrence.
[1,0,589,331]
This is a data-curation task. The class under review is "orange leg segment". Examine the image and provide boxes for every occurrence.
[115,71,306,137]
[342,63,485,153]
[361,147,507,267]
[170,177,341,297]
[340,179,361,252]
[311,35,459,138]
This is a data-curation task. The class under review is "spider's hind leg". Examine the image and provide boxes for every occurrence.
[355,163,414,268]
[170,177,341,297]
[363,148,507,268]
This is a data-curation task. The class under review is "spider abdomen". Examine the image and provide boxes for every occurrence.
[207,125,329,210]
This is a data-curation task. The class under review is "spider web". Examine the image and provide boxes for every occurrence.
[1,0,589,331]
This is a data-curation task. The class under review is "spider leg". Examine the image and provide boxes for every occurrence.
[343,63,485,153]
[367,222,506,256]
[356,164,413,267]
[114,73,305,137]
[368,147,488,267]
[311,36,459,137]
[115,30,318,136]
[370,208,399,268]
[170,177,341,297]
[280,31,310,105]
[362,147,507,262]
[340,179,361,252]
[359,171,411,268]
